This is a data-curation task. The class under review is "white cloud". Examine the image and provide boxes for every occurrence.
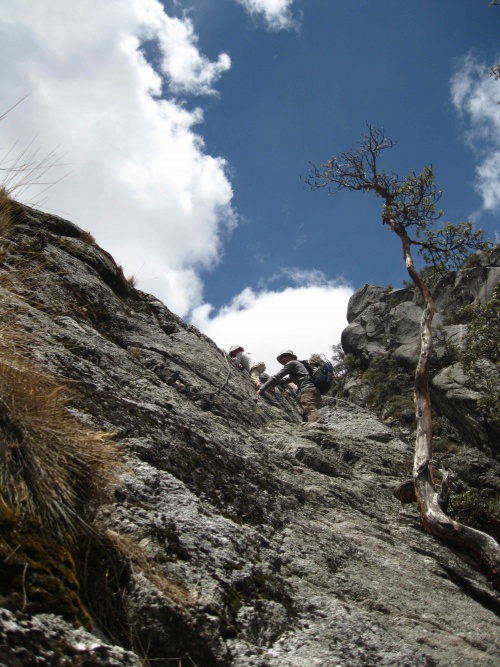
[475,152,500,213]
[152,12,231,95]
[269,267,342,287]
[235,0,298,31]
[0,0,234,317]
[191,272,353,375]
[450,53,500,215]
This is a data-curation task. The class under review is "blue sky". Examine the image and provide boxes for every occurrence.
[1,0,499,372]
[191,0,499,303]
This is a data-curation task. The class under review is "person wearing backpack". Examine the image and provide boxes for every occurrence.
[257,350,321,423]
[305,353,335,396]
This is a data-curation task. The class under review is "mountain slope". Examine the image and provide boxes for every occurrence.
[1,203,499,666]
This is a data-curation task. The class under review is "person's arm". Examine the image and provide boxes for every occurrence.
[258,366,289,395]
[230,352,244,369]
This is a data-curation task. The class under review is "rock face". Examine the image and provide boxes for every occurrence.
[343,247,500,367]
[1,205,500,666]
[341,249,500,452]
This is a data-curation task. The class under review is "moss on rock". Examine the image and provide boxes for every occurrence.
[0,499,91,628]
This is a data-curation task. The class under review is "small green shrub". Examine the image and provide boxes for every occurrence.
[383,395,415,422]
[432,437,459,454]
[363,355,411,406]
[329,344,366,394]
[448,488,500,542]
[431,325,460,371]
[459,284,500,428]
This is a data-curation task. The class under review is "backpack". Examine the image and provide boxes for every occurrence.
[302,354,335,395]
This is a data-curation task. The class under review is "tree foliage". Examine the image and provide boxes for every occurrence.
[305,126,488,271]
[460,283,500,428]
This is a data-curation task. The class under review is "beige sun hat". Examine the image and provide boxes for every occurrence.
[229,345,244,356]
[276,349,297,363]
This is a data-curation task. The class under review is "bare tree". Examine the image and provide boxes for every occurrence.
[305,125,500,588]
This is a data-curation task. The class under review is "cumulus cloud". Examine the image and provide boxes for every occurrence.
[0,0,234,316]
[450,53,500,214]
[151,11,231,95]
[235,0,298,31]
[191,271,353,375]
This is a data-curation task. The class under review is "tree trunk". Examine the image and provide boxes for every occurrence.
[396,225,500,588]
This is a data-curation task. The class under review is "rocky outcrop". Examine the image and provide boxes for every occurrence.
[343,248,500,364]
[341,248,500,452]
[1,205,499,666]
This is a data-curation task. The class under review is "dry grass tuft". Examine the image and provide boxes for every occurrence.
[80,230,96,244]
[0,186,13,260]
[0,187,46,295]
[104,529,190,604]
[0,186,11,229]
[0,333,123,539]
[0,120,68,209]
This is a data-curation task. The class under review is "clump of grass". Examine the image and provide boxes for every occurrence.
[382,395,415,422]
[0,188,49,299]
[363,354,412,406]
[448,489,500,542]
[0,101,68,209]
[0,186,11,228]
[0,320,123,540]
[80,230,96,244]
[433,437,460,454]
[0,186,13,260]
[104,530,190,603]
[78,530,190,656]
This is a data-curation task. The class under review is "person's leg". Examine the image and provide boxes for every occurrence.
[300,388,321,422]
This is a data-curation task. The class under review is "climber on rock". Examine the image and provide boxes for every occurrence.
[228,345,266,390]
[257,350,321,423]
